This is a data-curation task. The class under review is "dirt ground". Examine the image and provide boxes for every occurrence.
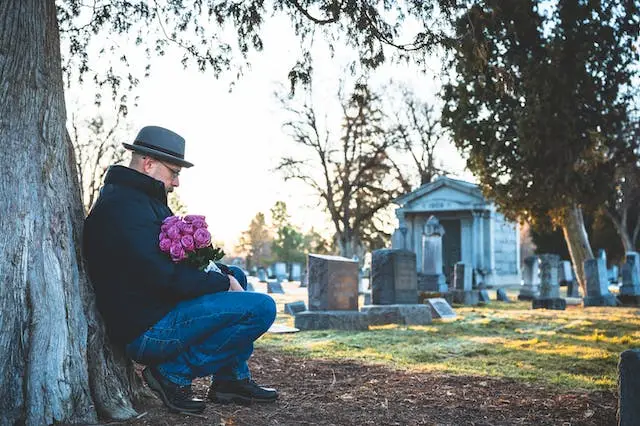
[117,348,617,426]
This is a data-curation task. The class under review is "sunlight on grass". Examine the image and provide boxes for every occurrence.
[258,302,640,391]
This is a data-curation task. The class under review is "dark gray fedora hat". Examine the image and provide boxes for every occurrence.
[123,125,194,168]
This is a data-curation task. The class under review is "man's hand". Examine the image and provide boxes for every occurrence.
[228,275,244,292]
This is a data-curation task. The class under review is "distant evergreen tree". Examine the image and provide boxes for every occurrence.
[443,0,639,292]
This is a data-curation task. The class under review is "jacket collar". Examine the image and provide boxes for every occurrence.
[104,165,167,204]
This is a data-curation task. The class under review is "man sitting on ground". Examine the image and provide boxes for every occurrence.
[84,125,278,414]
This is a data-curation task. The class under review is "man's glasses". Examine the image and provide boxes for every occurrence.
[157,160,181,179]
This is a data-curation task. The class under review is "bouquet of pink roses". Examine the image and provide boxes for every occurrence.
[158,215,225,271]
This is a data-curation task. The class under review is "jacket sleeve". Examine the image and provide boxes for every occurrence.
[101,198,230,300]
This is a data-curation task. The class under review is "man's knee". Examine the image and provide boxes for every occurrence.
[248,293,277,328]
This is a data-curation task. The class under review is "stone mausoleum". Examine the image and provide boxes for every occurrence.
[392,176,520,287]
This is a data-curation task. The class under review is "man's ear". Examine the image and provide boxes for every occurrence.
[141,156,155,174]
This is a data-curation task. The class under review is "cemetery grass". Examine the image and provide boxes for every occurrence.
[263,300,638,392]
[122,289,634,425]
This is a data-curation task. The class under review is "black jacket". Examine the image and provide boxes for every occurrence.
[83,165,230,344]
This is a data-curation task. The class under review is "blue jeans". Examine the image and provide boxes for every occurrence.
[126,266,276,386]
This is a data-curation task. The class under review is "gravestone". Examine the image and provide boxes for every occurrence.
[245,282,255,292]
[451,291,479,305]
[566,280,581,298]
[294,311,369,331]
[583,258,617,306]
[371,249,418,305]
[532,297,566,310]
[274,262,288,283]
[608,265,619,285]
[496,288,512,302]
[478,289,491,304]
[618,349,640,426]
[362,304,432,326]
[533,254,565,310]
[297,254,368,330]
[257,268,267,282]
[619,252,640,305]
[307,254,359,311]
[424,298,456,319]
[419,216,448,293]
[597,248,607,263]
[558,261,573,286]
[518,255,540,300]
[290,263,303,281]
[267,280,284,294]
[454,262,472,291]
[391,226,408,250]
[537,254,561,297]
[299,270,308,288]
[284,301,307,316]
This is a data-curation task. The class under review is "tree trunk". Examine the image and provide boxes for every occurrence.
[560,204,594,295]
[605,208,635,253]
[0,2,142,423]
[337,233,354,258]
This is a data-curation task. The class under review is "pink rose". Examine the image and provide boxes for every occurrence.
[178,221,195,235]
[181,235,195,252]
[159,232,167,241]
[170,242,186,262]
[184,215,206,223]
[159,238,172,253]
[166,225,181,240]
[193,228,211,249]
[192,219,207,229]
[163,215,180,225]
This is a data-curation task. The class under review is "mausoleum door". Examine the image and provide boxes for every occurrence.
[441,219,462,283]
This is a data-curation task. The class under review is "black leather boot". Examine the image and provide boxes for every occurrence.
[208,378,278,405]
[142,367,205,414]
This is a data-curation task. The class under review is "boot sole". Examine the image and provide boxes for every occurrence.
[212,391,278,406]
[143,368,205,414]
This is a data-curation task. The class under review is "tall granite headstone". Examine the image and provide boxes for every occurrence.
[371,249,418,305]
[532,256,567,309]
[538,254,561,298]
[518,255,540,300]
[583,258,617,306]
[619,252,640,305]
[618,349,640,426]
[257,268,268,282]
[419,216,448,293]
[307,254,359,311]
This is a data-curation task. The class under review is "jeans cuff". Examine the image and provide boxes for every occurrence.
[157,365,192,386]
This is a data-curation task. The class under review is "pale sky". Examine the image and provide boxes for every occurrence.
[67,16,471,252]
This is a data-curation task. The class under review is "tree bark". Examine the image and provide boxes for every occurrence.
[0,2,141,423]
[605,208,634,253]
[560,204,594,295]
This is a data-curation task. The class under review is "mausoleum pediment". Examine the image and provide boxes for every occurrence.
[395,177,488,212]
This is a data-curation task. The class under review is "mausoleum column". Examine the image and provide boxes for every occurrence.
[486,210,496,276]
[476,211,485,270]
[471,211,480,270]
